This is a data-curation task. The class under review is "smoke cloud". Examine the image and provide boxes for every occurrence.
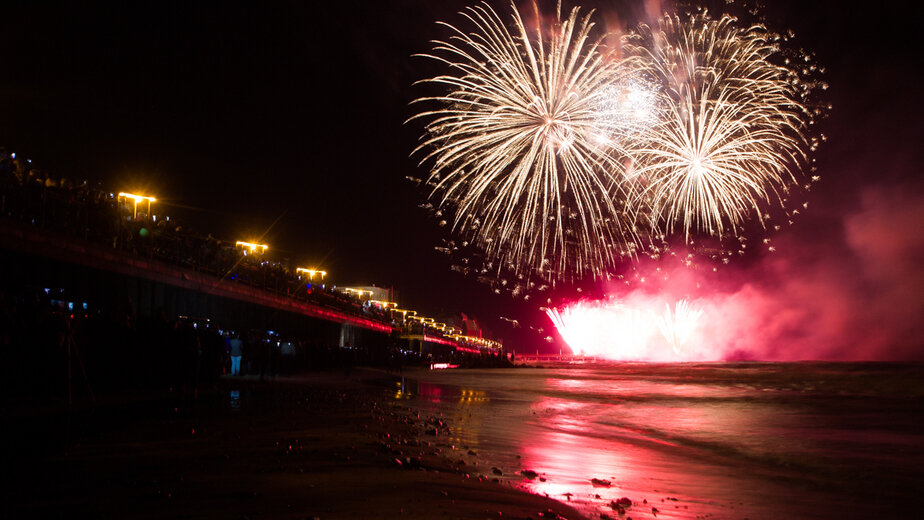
[708,185,924,360]
[554,184,924,361]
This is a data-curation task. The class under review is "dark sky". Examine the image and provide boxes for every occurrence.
[1,1,921,354]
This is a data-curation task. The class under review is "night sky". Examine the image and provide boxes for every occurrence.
[1,1,921,356]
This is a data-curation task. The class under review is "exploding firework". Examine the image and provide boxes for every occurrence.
[546,300,654,358]
[593,65,664,143]
[410,1,640,281]
[546,297,704,360]
[623,12,819,241]
[657,299,704,354]
[413,5,825,290]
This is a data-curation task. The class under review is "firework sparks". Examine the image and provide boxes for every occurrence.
[546,297,703,360]
[623,12,816,241]
[410,1,640,280]
[593,67,663,144]
[412,5,824,287]
[657,300,704,354]
[546,300,654,358]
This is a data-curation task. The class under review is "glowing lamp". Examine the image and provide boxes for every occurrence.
[296,268,327,280]
[236,241,268,254]
[118,192,157,218]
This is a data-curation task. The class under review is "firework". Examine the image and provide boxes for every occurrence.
[593,65,664,143]
[547,297,704,360]
[410,1,640,280]
[623,12,815,240]
[657,300,704,354]
[546,300,654,358]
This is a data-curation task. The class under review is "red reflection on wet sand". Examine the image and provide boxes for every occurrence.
[518,398,639,502]
[405,365,915,520]
[546,375,753,399]
[418,381,443,403]
[513,379,819,519]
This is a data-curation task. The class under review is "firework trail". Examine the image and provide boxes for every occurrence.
[622,12,818,241]
[410,1,640,280]
[657,299,704,354]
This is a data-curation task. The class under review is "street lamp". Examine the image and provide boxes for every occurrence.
[236,241,268,255]
[393,309,415,322]
[118,192,156,219]
[343,288,372,300]
[296,268,327,281]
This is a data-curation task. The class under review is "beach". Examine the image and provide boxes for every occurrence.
[3,369,585,519]
[397,362,924,520]
[6,362,922,519]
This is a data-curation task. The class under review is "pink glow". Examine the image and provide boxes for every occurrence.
[547,297,711,361]
[547,186,924,361]
[417,382,444,402]
[429,363,459,370]
[518,397,641,502]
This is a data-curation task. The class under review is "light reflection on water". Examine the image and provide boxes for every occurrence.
[229,389,241,412]
[398,363,924,520]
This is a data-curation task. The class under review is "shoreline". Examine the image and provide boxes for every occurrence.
[3,368,587,519]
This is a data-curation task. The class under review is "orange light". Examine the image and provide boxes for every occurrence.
[343,288,372,299]
[236,241,268,254]
[118,192,156,218]
[297,268,327,280]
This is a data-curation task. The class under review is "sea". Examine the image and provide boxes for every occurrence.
[395,362,924,519]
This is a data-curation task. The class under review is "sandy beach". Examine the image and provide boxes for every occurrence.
[3,369,586,520]
[7,362,921,520]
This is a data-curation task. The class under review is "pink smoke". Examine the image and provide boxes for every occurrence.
[548,186,924,361]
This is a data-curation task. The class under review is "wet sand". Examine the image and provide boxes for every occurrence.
[3,369,585,519]
[396,363,924,520]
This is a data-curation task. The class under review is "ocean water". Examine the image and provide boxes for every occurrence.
[396,362,924,519]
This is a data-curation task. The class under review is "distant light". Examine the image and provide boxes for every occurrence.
[296,268,327,280]
[118,192,156,218]
[10,153,15,159]
[236,241,268,254]
[118,192,156,203]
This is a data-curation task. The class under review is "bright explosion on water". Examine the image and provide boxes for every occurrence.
[546,298,707,361]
